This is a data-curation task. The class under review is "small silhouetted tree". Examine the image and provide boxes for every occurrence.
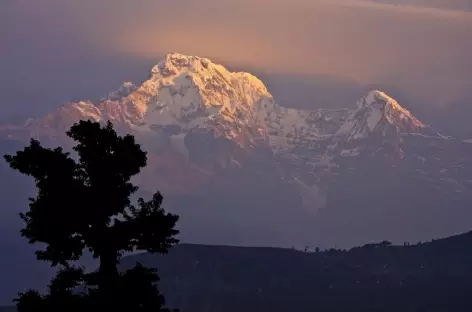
[5,120,179,311]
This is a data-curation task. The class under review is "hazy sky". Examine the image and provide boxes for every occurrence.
[1,0,471,120]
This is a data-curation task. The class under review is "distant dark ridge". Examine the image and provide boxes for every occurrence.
[120,231,472,312]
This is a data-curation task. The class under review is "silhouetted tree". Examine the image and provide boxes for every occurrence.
[5,120,179,311]
[14,266,87,312]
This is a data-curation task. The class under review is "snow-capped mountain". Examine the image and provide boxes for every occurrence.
[323,90,442,160]
[2,53,472,248]
[336,90,426,141]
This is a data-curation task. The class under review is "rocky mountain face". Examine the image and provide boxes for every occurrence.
[2,53,472,248]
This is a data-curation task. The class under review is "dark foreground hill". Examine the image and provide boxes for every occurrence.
[121,231,472,312]
[3,231,472,311]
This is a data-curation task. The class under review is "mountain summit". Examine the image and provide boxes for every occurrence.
[335,90,429,142]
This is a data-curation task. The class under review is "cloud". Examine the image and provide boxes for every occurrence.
[1,0,471,114]
[364,0,472,12]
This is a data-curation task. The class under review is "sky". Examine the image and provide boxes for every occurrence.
[1,0,471,125]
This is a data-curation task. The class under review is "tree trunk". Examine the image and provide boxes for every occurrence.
[98,248,119,304]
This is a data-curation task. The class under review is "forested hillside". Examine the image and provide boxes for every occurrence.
[122,231,472,312]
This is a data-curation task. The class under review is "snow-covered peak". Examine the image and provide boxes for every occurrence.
[335,90,425,141]
[150,53,208,77]
[135,53,273,132]
[147,53,269,98]
[361,90,424,129]
[21,53,275,147]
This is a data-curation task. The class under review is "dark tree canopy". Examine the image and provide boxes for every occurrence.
[4,120,179,311]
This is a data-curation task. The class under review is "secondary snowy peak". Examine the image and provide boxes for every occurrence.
[335,90,425,141]
[362,90,424,130]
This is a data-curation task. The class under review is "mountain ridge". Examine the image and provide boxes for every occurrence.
[1,53,436,151]
[2,52,472,249]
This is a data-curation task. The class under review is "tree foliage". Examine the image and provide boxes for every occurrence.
[4,120,179,311]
